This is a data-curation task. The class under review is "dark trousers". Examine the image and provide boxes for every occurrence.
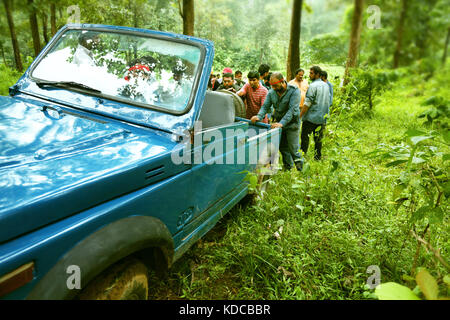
[301,120,325,160]
[280,127,303,170]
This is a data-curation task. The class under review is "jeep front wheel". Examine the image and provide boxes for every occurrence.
[78,258,149,300]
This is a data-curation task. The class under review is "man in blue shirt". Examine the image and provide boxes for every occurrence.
[300,66,331,160]
[251,72,303,171]
[320,70,333,107]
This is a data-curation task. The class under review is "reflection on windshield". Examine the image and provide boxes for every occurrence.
[32,30,201,112]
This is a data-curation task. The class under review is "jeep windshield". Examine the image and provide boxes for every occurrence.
[30,29,202,114]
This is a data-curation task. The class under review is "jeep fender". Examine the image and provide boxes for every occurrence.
[27,216,173,300]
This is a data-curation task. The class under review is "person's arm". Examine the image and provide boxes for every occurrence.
[301,84,316,118]
[252,92,272,122]
[279,88,301,127]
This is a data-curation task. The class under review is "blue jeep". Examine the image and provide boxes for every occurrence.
[0,24,280,299]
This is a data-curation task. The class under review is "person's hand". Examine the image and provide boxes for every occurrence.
[228,87,236,93]
[250,116,260,123]
[271,122,283,129]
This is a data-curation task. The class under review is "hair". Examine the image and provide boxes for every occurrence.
[258,64,270,77]
[247,71,259,80]
[235,70,242,76]
[222,72,234,80]
[270,72,284,81]
[320,70,328,79]
[295,68,305,75]
[310,65,322,75]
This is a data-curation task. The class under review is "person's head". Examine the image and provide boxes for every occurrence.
[320,70,328,82]
[216,73,220,79]
[210,72,216,80]
[79,32,100,50]
[172,65,186,82]
[222,73,234,89]
[247,71,260,89]
[269,72,286,93]
[309,66,322,81]
[295,68,305,81]
[125,56,156,81]
[258,64,270,79]
[235,70,242,80]
[222,67,233,76]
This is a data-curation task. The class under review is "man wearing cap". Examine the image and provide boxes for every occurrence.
[250,72,304,171]
[213,67,233,91]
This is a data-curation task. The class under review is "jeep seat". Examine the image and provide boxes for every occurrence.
[198,90,235,129]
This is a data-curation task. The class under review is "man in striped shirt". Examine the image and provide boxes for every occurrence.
[237,70,269,123]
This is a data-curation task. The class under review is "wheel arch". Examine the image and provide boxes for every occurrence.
[27,215,174,300]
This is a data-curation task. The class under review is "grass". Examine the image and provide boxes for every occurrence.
[149,66,449,300]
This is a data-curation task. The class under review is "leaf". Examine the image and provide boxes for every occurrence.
[405,128,427,137]
[443,154,450,162]
[386,159,408,167]
[416,270,439,300]
[428,207,444,224]
[374,282,420,300]
[410,206,431,223]
[444,275,450,288]
[410,135,433,146]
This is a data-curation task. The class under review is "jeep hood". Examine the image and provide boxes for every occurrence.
[0,96,186,243]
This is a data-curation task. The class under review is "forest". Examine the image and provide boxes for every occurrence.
[0,0,449,300]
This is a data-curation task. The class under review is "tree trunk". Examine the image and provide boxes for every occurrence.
[286,0,302,81]
[0,42,7,67]
[343,0,364,86]
[180,0,194,36]
[443,27,450,66]
[393,0,407,69]
[28,0,41,57]
[42,12,49,44]
[2,0,23,72]
[50,3,57,35]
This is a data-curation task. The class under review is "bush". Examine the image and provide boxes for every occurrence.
[0,64,22,96]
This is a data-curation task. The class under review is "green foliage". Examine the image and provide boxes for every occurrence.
[333,67,404,119]
[0,63,21,95]
[303,33,347,66]
[418,96,450,130]
[374,269,449,300]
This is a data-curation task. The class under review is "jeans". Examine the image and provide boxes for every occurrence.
[280,127,303,170]
[301,120,325,160]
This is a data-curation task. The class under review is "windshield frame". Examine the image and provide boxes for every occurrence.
[28,26,206,116]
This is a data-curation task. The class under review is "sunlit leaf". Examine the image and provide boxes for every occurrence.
[374,282,420,300]
[416,269,439,300]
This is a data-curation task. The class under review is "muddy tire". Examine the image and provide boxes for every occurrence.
[78,258,149,300]
[217,89,246,118]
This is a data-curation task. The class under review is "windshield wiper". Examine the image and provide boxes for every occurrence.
[35,80,102,94]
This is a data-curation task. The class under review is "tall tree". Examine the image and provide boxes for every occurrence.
[393,0,408,69]
[28,0,41,57]
[286,0,303,81]
[41,12,49,44]
[179,0,194,36]
[50,2,56,35]
[2,0,23,71]
[443,27,450,65]
[343,0,364,86]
